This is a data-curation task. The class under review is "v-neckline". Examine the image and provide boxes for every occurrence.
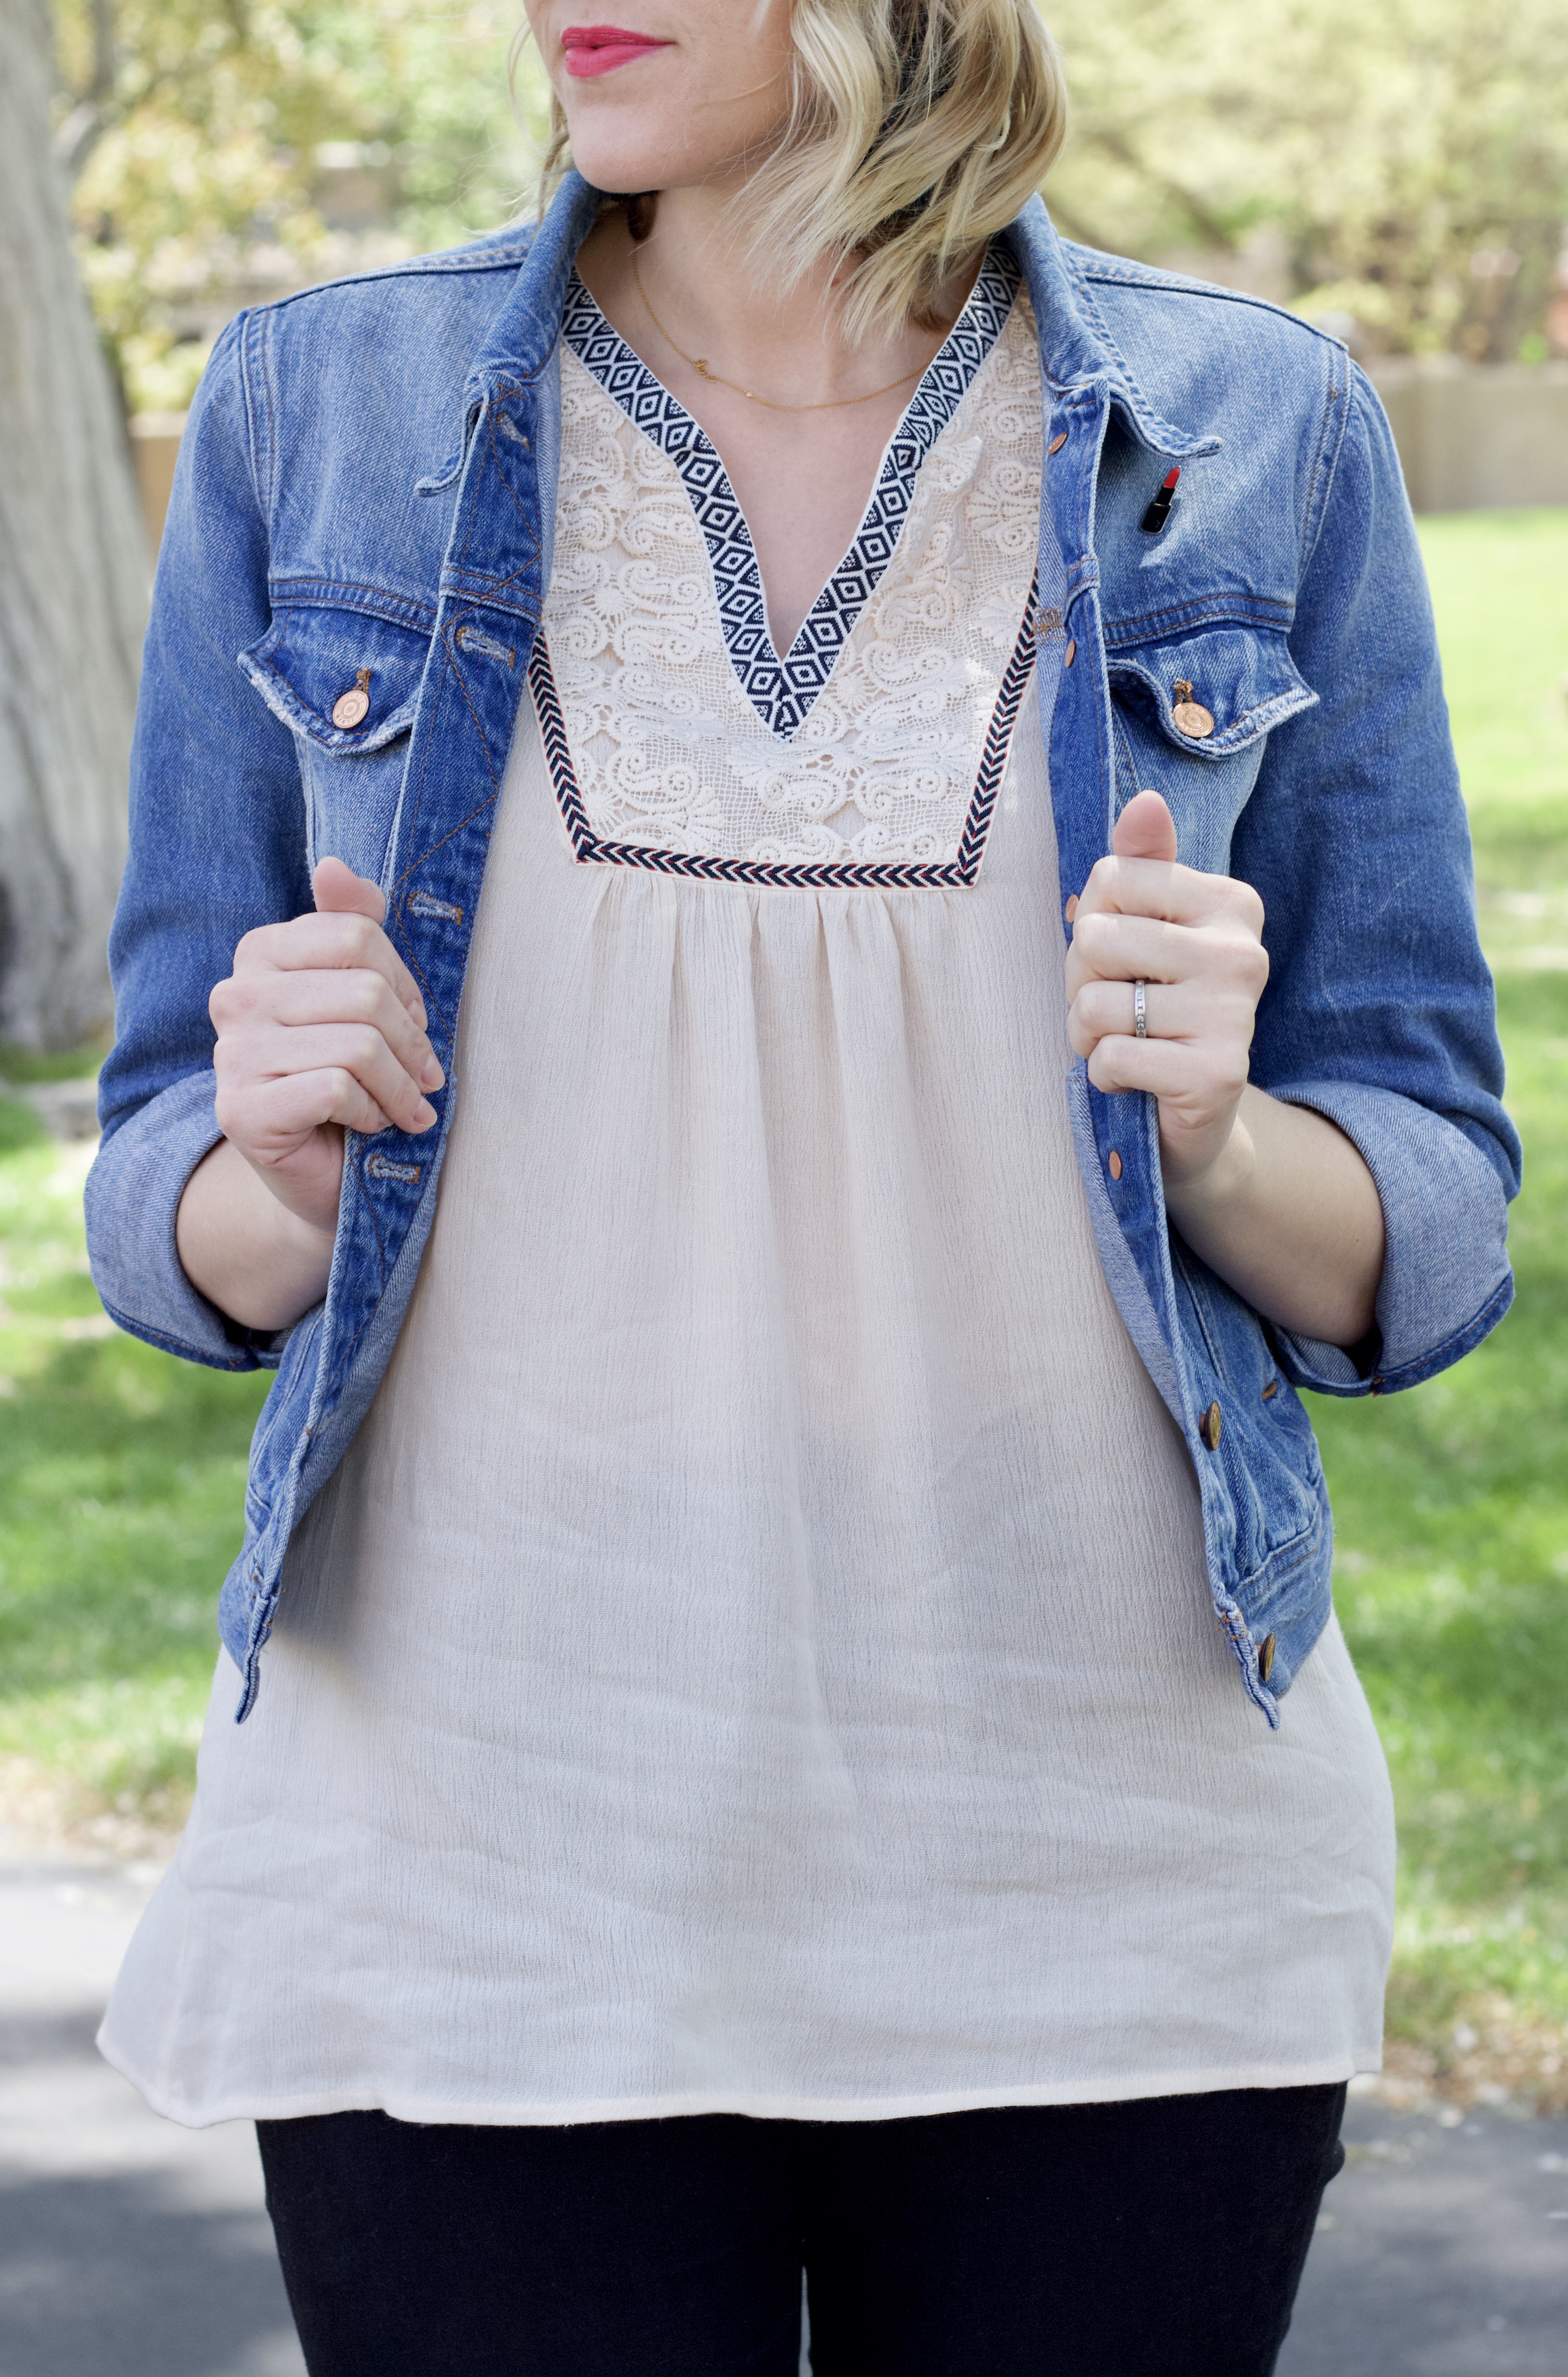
[559,243,1020,744]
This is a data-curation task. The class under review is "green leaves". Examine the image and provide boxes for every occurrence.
[49,0,1568,404]
[51,0,551,410]
[1046,0,1568,361]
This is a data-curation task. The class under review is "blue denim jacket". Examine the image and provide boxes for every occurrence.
[86,174,1520,1726]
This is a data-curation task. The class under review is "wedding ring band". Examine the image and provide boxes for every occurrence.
[1133,979,1148,1039]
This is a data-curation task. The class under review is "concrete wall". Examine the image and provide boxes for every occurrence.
[1366,360,1568,513]
[129,414,187,556]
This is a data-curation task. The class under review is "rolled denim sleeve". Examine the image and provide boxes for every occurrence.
[1231,364,1521,1397]
[85,313,312,1370]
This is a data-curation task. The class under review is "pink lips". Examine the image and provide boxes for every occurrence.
[560,23,673,76]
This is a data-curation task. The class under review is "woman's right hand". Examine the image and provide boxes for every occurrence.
[209,856,444,1234]
[176,859,445,1334]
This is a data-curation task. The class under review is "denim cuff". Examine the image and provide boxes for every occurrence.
[85,1069,260,1371]
[1268,1076,1513,1397]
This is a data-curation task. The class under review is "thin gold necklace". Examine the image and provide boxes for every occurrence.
[629,250,925,412]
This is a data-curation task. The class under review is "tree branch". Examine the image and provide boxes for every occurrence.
[1084,124,1238,254]
[52,0,117,181]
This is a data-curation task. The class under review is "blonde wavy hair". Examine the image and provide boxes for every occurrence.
[531,1,1068,338]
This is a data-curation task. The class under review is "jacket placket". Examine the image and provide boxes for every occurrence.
[233,376,555,1713]
[1039,370,1279,1723]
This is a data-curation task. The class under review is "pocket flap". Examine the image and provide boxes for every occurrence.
[239,606,432,752]
[1106,622,1316,757]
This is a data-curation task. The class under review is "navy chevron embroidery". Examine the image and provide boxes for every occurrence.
[560,244,1022,744]
[530,574,1039,891]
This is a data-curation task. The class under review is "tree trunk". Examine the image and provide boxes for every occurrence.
[0,0,147,1050]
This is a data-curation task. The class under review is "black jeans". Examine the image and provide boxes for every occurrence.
[258,2083,1345,2377]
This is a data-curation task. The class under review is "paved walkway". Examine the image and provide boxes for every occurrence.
[2,1843,1564,2375]
[1281,2099,1568,2375]
[0,1848,301,2376]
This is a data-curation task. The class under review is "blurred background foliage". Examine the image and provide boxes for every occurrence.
[1048,0,1568,362]
[51,0,547,410]
[49,0,1568,414]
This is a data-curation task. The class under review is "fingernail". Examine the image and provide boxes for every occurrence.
[421,1057,445,1091]
[413,1098,436,1130]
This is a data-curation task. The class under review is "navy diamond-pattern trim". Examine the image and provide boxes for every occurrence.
[531,573,1039,890]
[561,244,1021,743]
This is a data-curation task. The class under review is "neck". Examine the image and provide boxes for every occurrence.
[581,181,976,409]
[645,184,864,400]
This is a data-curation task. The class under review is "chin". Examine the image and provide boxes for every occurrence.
[556,90,724,202]
[565,133,673,195]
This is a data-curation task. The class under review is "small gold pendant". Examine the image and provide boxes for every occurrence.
[1171,679,1215,739]
[332,668,372,731]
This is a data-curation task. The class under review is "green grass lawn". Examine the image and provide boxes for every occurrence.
[0,1119,269,1831]
[1,510,1565,2093]
[1305,511,1568,2092]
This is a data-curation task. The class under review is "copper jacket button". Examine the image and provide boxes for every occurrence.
[1200,1401,1222,1451]
[332,667,372,730]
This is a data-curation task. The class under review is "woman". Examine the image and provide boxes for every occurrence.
[88,2,1519,2370]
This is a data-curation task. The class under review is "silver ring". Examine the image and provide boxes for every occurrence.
[1133,979,1148,1039]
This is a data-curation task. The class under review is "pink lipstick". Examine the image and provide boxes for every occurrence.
[561,23,673,76]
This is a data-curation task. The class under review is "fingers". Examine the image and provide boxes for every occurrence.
[1065,972,1264,1064]
[233,905,427,1032]
[1073,848,1265,936]
[1065,800,1266,1172]
[313,856,387,927]
[268,1025,436,1132]
[216,1018,438,1141]
[1110,788,1178,864]
[1082,1029,1250,1107]
[218,1065,399,1148]
[210,866,440,1179]
[1065,907,1270,1006]
[212,968,443,1093]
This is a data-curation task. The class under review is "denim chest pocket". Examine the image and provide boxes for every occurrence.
[239,599,434,887]
[1105,618,1317,876]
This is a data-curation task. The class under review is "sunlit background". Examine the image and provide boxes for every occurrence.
[47,0,1568,419]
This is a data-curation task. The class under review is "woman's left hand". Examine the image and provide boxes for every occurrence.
[1064,789,1270,1188]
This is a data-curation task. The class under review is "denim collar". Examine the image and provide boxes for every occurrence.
[1001,195,1220,461]
[466,172,603,399]
[463,172,1218,463]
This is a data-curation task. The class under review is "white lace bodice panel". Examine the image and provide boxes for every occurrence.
[532,253,1049,885]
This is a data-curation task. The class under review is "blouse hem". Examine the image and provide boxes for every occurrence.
[96,2029,1378,2132]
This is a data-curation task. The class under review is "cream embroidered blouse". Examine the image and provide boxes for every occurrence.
[99,253,1396,2127]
